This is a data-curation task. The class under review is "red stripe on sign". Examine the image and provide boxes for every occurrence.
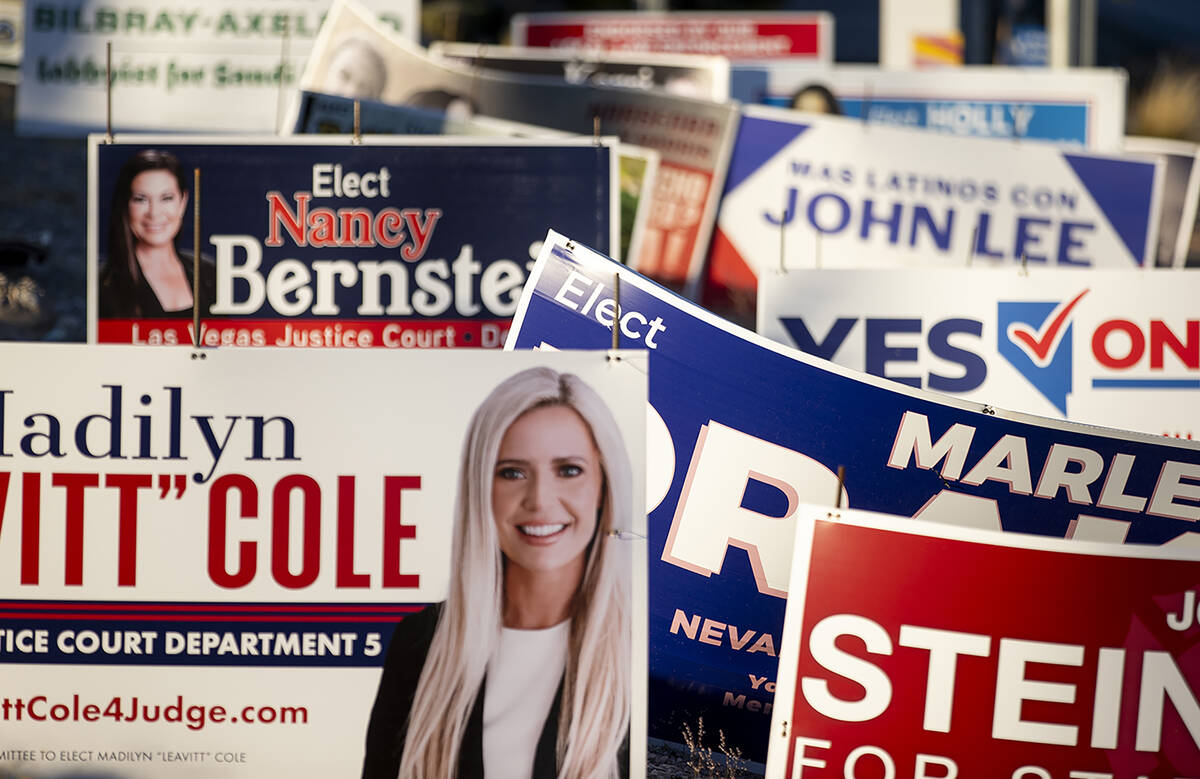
[755,23,821,56]
[521,23,586,47]
[0,601,424,614]
[0,612,414,623]
[96,319,511,348]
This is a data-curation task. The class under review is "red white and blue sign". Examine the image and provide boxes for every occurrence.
[0,345,647,778]
[758,268,1200,440]
[88,136,617,348]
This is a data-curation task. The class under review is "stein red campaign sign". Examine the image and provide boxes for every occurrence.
[767,507,1200,779]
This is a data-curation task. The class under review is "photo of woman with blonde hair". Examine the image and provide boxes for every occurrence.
[362,366,632,779]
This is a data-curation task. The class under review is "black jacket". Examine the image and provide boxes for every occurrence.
[98,250,217,319]
[361,605,562,779]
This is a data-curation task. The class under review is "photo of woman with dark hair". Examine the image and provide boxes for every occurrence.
[362,366,631,779]
[791,83,843,115]
[98,149,215,319]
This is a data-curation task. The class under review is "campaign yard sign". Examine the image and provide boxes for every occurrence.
[757,268,1200,440]
[429,42,731,102]
[0,345,648,779]
[511,11,834,64]
[507,230,1200,772]
[87,136,617,347]
[302,0,739,290]
[17,0,418,135]
[730,64,1127,148]
[707,105,1163,315]
[1124,136,1200,268]
[767,506,1200,778]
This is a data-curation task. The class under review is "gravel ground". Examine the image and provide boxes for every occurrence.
[0,80,88,342]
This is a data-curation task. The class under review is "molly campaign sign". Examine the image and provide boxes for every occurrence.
[17,0,418,135]
[757,268,1200,440]
[0,345,648,778]
[707,105,1163,313]
[303,0,739,290]
[510,10,834,63]
[507,230,1200,771]
[730,65,1127,148]
[766,506,1200,778]
[87,136,617,347]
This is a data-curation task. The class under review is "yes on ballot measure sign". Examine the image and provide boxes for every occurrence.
[757,268,1200,440]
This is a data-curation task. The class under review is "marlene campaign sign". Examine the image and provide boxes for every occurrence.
[507,230,1200,771]
[757,268,1200,439]
[17,0,417,135]
[707,105,1163,312]
[0,345,648,778]
[510,11,834,64]
[429,42,731,102]
[730,65,1127,149]
[766,506,1200,778]
[301,0,738,289]
[87,136,617,347]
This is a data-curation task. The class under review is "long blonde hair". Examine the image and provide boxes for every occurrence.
[399,366,631,778]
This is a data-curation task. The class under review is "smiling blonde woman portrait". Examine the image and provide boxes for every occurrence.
[362,366,631,779]
[98,149,215,319]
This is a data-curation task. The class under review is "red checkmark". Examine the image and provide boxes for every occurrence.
[1008,289,1090,364]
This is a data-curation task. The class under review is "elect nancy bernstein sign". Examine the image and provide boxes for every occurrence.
[87,136,616,348]
[0,345,647,778]
[767,506,1200,778]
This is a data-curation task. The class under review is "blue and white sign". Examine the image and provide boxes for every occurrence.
[87,136,616,348]
[730,65,1126,148]
[758,268,1200,439]
[707,105,1163,311]
[508,230,1200,772]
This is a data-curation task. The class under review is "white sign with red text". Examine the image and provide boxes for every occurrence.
[511,11,834,64]
[0,345,646,778]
